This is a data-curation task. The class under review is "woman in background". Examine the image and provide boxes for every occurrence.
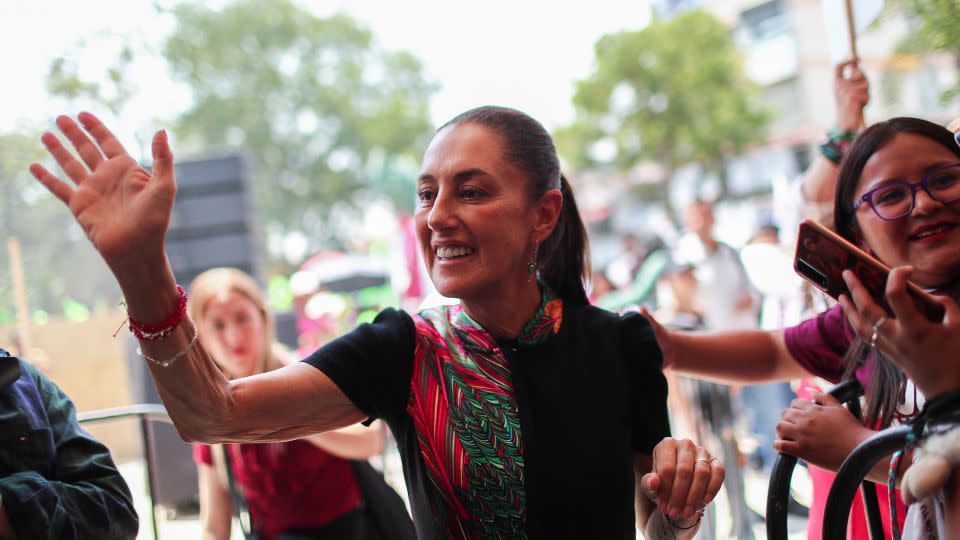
[189,268,386,540]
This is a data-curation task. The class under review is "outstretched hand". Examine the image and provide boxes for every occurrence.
[639,437,724,526]
[640,306,677,369]
[29,113,176,278]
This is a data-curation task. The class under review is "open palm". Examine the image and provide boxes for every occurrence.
[30,113,176,274]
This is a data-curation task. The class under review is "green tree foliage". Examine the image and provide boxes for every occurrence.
[163,0,436,261]
[898,0,960,100]
[561,10,768,223]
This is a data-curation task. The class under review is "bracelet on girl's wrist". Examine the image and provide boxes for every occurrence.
[819,127,859,165]
[666,508,703,530]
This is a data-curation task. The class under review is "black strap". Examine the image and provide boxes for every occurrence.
[221,445,256,540]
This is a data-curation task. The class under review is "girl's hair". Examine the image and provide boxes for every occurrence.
[187,267,285,377]
[439,106,591,305]
[833,117,960,426]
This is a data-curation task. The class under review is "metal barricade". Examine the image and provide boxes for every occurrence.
[765,379,886,540]
[78,404,174,540]
[821,424,911,540]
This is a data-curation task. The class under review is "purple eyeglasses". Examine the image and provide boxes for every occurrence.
[852,162,960,221]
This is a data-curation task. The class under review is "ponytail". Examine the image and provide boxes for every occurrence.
[538,174,590,305]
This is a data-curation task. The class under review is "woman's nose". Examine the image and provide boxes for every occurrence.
[222,325,242,347]
[427,191,458,231]
[913,187,944,215]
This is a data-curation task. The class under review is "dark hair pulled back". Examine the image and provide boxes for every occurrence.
[440,106,591,305]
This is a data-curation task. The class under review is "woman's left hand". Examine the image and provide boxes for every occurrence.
[840,267,960,398]
[774,393,872,471]
[640,437,725,523]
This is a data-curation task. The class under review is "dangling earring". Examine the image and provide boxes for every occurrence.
[527,244,538,279]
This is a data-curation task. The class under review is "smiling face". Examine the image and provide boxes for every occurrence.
[199,291,267,379]
[415,123,558,304]
[852,132,960,288]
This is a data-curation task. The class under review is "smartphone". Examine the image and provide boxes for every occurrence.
[794,219,945,322]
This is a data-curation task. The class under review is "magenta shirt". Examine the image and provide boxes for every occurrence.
[783,303,873,387]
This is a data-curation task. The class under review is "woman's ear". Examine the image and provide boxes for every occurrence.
[533,188,563,243]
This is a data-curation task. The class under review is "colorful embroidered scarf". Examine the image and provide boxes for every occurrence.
[408,289,563,538]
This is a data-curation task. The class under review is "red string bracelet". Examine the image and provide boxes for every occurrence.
[127,285,188,341]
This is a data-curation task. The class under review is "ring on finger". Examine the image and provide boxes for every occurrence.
[870,315,888,348]
[695,457,711,465]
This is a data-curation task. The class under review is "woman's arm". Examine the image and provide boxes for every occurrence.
[197,463,232,540]
[669,330,809,383]
[642,308,809,384]
[149,332,366,443]
[29,114,367,443]
[303,421,386,460]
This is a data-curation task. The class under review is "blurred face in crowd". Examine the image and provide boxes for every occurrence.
[415,123,547,303]
[853,132,960,288]
[683,202,715,236]
[199,291,267,379]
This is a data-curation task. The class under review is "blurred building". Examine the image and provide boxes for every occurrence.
[655,0,959,202]
[586,0,960,256]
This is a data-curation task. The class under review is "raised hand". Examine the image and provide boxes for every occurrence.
[640,437,724,527]
[29,113,175,279]
[835,59,869,131]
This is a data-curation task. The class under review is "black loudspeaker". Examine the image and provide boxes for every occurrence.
[127,153,261,511]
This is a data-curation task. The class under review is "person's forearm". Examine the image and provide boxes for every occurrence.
[304,422,385,460]
[801,156,840,204]
[139,318,239,442]
[669,330,808,384]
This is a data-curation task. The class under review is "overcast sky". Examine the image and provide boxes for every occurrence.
[0,0,652,138]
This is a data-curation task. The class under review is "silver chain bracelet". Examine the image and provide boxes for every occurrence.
[137,320,199,368]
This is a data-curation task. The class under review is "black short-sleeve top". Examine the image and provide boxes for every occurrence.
[305,289,669,539]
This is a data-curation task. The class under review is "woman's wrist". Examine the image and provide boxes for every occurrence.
[114,259,181,324]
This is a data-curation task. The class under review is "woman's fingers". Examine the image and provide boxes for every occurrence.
[666,439,697,516]
[773,438,800,455]
[29,163,73,205]
[78,111,129,159]
[55,115,104,172]
[651,438,676,515]
[704,458,724,504]
[40,131,89,185]
[151,129,174,183]
[681,451,712,518]
[885,266,931,329]
[840,270,887,341]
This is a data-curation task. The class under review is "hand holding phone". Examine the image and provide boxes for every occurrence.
[793,219,945,322]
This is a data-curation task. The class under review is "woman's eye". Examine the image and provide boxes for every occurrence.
[873,187,907,206]
[930,173,960,190]
[460,188,484,199]
[417,190,435,203]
